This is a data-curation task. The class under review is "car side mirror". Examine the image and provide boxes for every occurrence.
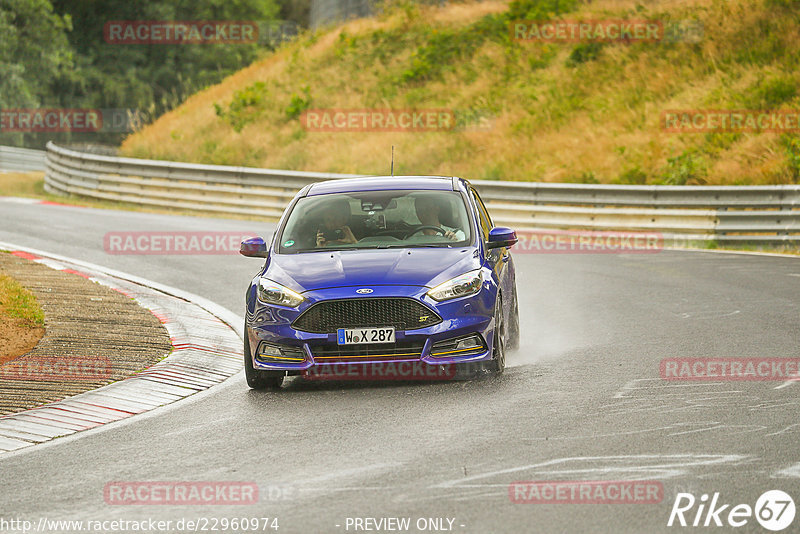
[240,237,268,257]
[487,227,518,249]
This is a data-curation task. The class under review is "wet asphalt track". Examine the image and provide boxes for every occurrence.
[1,199,800,533]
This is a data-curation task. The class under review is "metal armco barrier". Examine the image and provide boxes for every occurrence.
[44,142,800,245]
[0,146,47,172]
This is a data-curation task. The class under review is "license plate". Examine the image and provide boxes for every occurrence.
[337,327,395,345]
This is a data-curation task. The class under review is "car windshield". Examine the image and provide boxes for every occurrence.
[278,190,472,253]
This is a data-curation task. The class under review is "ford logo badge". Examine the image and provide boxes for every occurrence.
[356,288,373,294]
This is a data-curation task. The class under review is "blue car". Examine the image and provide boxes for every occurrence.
[239,176,519,389]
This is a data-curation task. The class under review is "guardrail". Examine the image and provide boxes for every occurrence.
[0,146,47,172]
[44,142,800,245]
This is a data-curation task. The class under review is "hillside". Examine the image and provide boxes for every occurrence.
[121,0,800,185]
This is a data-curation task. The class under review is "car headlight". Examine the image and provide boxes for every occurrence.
[257,278,305,307]
[427,269,483,301]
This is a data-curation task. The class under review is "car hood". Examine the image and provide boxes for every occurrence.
[265,247,479,292]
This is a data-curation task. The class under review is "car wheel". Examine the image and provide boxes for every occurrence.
[490,295,506,374]
[507,285,520,351]
[243,328,284,390]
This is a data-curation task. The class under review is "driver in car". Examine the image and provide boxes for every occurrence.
[315,198,358,247]
[414,195,465,241]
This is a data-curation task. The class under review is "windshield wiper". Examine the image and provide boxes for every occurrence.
[307,245,386,252]
[379,243,449,249]
[290,243,449,252]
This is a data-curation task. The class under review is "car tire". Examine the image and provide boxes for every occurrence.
[489,294,506,374]
[244,328,284,390]
[507,285,520,351]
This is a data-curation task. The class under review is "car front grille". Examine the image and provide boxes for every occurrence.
[292,297,441,334]
[309,340,425,362]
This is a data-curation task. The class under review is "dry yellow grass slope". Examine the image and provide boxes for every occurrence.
[121,0,800,185]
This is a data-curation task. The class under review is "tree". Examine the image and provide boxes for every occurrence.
[2,0,281,147]
[0,0,73,108]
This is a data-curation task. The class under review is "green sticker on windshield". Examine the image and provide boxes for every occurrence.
[283,240,295,247]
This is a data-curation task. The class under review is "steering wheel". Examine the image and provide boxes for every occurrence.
[405,226,447,239]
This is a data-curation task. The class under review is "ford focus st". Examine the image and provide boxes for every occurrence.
[239,176,519,389]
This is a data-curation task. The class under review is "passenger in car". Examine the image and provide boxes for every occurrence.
[315,198,358,247]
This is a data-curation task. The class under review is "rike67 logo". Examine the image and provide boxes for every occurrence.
[668,490,796,531]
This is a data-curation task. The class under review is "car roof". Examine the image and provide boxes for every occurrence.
[305,176,462,196]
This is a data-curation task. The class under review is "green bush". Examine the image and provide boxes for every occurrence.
[742,75,797,109]
[616,166,648,184]
[781,135,800,182]
[401,27,481,83]
[285,86,312,120]
[334,30,358,58]
[566,42,604,66]
[765,0,799,8]
[214,81,268,132]
[659,149,707,185]
[506,0,577,20]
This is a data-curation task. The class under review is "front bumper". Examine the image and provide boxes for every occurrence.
[245,284,495,372]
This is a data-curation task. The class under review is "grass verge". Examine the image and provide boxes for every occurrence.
[0,271,44,327]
